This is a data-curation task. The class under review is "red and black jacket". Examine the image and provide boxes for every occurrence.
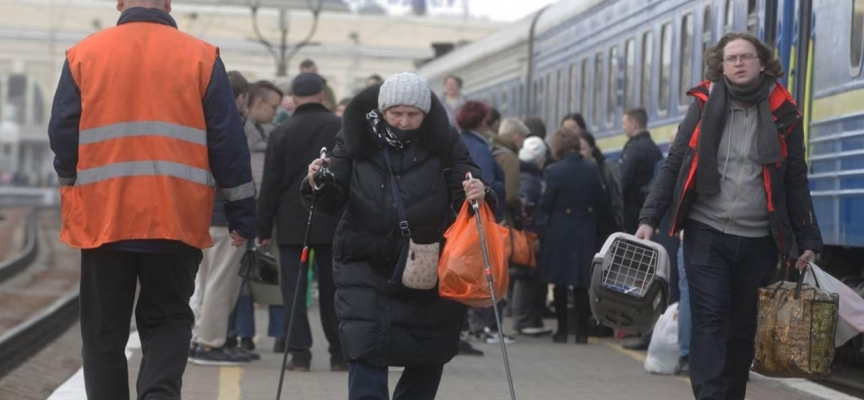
[639,80,823,258]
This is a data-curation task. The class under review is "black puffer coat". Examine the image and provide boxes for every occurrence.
[301,84,488,367]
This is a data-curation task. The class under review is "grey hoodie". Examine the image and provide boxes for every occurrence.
[688,100,770,237]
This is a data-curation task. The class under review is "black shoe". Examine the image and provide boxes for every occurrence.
[575,335,589,345]
[622,335,651,351]
[227,346,259,361]
[457,339,484,356]
[674,357,690,376]
[286,360,311,372]
[330,362,349,372]
[552,331,568,343]
[188,344,198,359]
[239,337,255,352]
[225,335,238,349]
[189,347,248,366]
[273,337,286,353]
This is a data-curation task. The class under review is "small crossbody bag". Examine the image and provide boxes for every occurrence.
[382,150,440,290]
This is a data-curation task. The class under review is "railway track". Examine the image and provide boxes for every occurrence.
[0,207,80,383]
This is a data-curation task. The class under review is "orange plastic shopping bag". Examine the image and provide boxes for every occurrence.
[438,201,510,307]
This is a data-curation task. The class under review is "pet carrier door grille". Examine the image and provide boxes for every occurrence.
[600,238,657,297]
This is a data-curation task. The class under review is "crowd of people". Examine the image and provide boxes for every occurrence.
[47,1,823,400]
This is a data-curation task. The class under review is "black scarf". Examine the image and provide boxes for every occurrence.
[366,109,422,149]
[696,76,783,194]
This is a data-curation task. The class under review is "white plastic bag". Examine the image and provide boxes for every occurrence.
[644,302,679,374]
[802,262,864,347]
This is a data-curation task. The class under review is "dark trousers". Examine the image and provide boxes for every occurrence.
[511,273,546,331]
[279,245,342,366]
[80,248,201,400]
[683,220,777,400]
[348,362,443,400]
[553,286,590,335]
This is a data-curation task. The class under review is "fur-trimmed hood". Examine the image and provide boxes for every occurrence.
[341,84,453,160]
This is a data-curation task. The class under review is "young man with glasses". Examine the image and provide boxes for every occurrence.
[637,32,822,400]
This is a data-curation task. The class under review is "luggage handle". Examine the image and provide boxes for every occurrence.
[773,260,821,300]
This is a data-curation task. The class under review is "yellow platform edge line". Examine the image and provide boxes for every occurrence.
[218,366,244,400]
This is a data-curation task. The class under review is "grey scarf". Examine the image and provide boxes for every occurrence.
[696,76,783,194]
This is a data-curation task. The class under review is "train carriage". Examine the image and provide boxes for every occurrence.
[416,0,864,347]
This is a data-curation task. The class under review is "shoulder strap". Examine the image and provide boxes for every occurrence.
[382,150,410,237]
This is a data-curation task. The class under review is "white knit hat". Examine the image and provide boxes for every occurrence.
[519,137,547,163]
[378,72,432,114]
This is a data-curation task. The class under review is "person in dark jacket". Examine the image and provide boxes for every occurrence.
[637,33,822,400]
[460,102,507,222]
[620,108,663,233]
[578,130,624,249]
[511,136,553,336]
[538,128,605,345]
[302,72,494,400]
[458,102,512,344]
[256,73,345,372]
[189,70,257,366]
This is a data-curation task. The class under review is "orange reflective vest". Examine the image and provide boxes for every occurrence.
[60,21,220,249]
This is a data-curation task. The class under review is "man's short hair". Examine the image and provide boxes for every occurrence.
[625,108,648,129]
[499,118,530,140]
[444,75,463,88]
[300,59,316,70]
[227,71,249,100]
[367,74,383,84]
[485,107,501,126]
[248,80,284,106]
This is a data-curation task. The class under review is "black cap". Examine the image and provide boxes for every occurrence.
[292,73,325,97]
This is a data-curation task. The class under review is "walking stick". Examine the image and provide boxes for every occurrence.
[466,172,517,400]
[275,148,334,400]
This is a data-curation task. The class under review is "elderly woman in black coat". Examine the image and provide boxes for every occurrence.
[303,72,494,400]
[537,127,606,345]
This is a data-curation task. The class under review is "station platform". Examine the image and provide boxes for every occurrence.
[48,305,858,400]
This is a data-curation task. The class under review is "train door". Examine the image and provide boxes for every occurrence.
[790,0,815,162]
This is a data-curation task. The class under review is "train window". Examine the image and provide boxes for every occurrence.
[594,51,603,128]
[501,89,509,116]
[641,32,653,112]
[659,22,672,113]
[747,0,757,35]
[625,38,636,110]
[703,4,713,75]
[581,58,589,118]
[680,14,694,107]
[725,0,734,33]
[852,0,864,77]
[569,64,578,114]
[558,68,566,126]
[607,46,619,125]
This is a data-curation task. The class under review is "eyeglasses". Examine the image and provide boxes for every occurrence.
[724,53,758,64]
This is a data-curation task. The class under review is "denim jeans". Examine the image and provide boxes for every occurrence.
[677,245,691,358]
[229,294,285,338]
[683,220,777,400]
[348,362,443,400]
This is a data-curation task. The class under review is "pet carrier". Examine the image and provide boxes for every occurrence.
[589,232,670,337]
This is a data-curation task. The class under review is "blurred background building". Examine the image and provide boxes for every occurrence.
[0,0,502,184]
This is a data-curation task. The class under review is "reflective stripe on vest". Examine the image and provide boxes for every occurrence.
[80,121,207,146]
[76,160,215,187]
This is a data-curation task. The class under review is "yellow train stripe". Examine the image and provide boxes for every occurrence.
[811,87,864,122]
[595,122,679,152]
[803,38,815,163]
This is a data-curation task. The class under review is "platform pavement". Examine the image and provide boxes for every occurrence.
[111,305,850,400]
